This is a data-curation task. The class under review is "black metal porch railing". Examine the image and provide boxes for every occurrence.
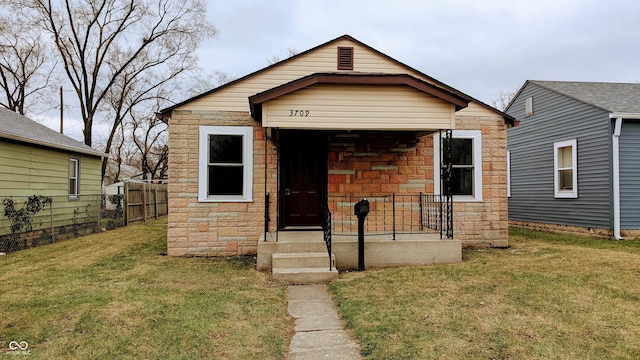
[420,194,453,239]
[322,201,333,271]
[325,193,452,240]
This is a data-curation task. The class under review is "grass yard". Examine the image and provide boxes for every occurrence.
[330,229,640,360]
[0,219,293,359]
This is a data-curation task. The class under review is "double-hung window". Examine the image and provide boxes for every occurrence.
[199,126,253,202]
[69,158,79,199]
[554,139,577,198]
[434,130,482,201]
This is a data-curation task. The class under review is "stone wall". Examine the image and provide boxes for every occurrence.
[327,131,434,195]
[166,110,510,256]
[167,110,277,256]
[455,115,509,247]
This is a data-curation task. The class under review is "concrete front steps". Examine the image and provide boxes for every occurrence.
[258,231,462,284]
[272,252,338,285]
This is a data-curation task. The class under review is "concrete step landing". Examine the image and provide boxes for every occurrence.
[272,252,338,285]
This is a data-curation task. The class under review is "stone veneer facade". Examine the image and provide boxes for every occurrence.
[167,110,509,256]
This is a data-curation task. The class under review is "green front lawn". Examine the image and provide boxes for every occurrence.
[4,220,640,359]
[0,219,292,359]
[330,229,640,359]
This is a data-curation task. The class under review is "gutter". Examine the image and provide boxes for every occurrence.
[609,112,640,240]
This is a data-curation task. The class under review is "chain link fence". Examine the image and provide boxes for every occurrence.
[0,194,124,253]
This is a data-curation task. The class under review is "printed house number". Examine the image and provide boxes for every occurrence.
[289,110,310,117]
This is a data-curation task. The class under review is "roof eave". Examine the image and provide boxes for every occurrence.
[248,73,471,123]
[609,112,640,120]
[163,34,513,126]
[0,132,106,158]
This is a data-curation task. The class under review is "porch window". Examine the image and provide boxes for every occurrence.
[433,130,482,201]
[69,158,79,199]
[198,126,253,202]
[554,139,577,198]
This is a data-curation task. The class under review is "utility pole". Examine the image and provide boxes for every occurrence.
[59,86,63,134]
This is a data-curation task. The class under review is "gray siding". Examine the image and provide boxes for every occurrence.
[507,83,612,229]
[619,120,640,229]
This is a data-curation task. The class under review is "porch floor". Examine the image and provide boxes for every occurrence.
[261,231,443,243]
[257,230,461,272]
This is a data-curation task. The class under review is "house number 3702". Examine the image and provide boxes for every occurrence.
[289,110,310,117]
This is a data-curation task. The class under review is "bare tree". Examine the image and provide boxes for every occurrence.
[492,89,518,111]
[130,108,168,180]
[186,70,235,96]
[103,121,131,185]
[30,0,218,147]
[267,46,298,65]
[99,42,192,179]
[0,8,56,114]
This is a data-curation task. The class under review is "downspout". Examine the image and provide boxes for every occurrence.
[609,112,640,239]
[611,116,623,240]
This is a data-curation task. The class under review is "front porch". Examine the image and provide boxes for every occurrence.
[251,73,463,281]
[258,192,460,283]
[257,231,462,272]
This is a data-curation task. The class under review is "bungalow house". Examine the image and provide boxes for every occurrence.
[506,80,640,239]
[0,107,105,250]
[160,35,513,281]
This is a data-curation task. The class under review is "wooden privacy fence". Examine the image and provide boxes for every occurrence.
[124,180,168,225]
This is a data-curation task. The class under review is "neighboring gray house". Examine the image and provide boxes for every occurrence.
[506,81,640,239]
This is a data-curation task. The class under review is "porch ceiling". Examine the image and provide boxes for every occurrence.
[248,73,469,131]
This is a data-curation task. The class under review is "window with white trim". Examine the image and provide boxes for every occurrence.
[507,150,511,197]
[199,126,253,202]
[554,139,577,198]
[433,130,483,201]
[69,158,79,199]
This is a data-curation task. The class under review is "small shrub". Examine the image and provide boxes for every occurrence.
[108,194,125,219]
[2,195,52,234]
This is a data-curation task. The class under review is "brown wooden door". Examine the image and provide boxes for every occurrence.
[281,132,326,227]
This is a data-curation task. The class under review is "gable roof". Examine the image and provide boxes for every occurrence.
[0,107,105,157]
[248,72,470,122]
[160,34,514,126]
[528,80,640,114]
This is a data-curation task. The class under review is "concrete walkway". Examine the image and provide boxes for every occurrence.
[286,284,363,360]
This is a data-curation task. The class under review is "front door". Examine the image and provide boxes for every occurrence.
[280,131,326,228]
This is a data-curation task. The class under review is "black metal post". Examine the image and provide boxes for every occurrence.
[264,193,270,239]
[392,193,396,240]
[357,212,366,271]
[354,199,370,271]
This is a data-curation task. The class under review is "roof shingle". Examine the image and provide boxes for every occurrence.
[530,80,640,114]
[0,107,105,157]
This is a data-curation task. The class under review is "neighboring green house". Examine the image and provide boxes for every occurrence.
[0,107,104,195]
[0,107,105,249]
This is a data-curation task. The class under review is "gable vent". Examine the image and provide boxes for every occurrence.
[337,47,354,70]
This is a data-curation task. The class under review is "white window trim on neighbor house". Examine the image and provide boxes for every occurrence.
[198,125,253,202]
[433,130,483,202]
[553,139,578,198]
[68,157,79,199]
[507,150,511,198]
